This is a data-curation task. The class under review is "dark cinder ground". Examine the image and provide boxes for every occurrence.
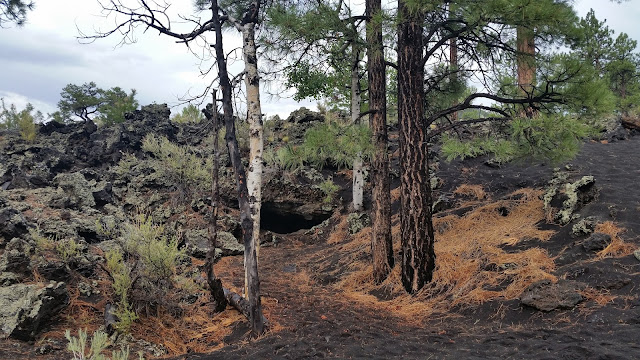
[180,136,640,360]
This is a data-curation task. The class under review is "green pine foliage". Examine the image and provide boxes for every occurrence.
[318,178,340,204]
[266,121,372,171]
[570,9,640,116]
[442,114,593,164]
[50,82,138,125]
[0,0,34,26]
[0,99,41,142]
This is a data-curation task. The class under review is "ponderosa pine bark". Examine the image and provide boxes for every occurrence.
[517,25,536,117]
[397,0,436,293]
[212,0,264,336]
[366,0,393,283]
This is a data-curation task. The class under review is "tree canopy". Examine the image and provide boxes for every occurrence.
[0,0,34,27]
[50,82,139,126]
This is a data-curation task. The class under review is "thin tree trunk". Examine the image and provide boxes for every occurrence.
[517,25,536,118]
[241,13,264,303]
[449,6,458,122]
[449,37,458,122]
[366,0,393,283]
[211,0,264,336]
[351,46,364,212]
[205,90,228,313]
[398,0,436,293]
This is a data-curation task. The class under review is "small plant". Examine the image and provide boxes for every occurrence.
[56,238,82,263]
[318,178,340,204]
[114,152,138,177]
[65,328,133,360]
[103,214,184,332]
[18,114,37,142]
[123,214,182,282]
[1,99,41,142]
[171,104,204,124]
[142,134,212,191]
[105,249,137,333]
[30,227,55,254]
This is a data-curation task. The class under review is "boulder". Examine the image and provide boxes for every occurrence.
[543,174,598,225]
[0,208,29,244]
[0,249,31,275]
[92,181,114,207]
[520,279,585,311]
[53,172,95,209]
[0,282,69,340]
[285,107,324,124]
[183,229,243,258]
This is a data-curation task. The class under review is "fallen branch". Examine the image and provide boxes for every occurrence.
[223,288,269,328]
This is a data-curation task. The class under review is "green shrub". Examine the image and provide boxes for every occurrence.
[18,114,37,142]
[114,152,138,177]
[123,214,182,282]
[103,214,184,332]
[105,249,137,333]
[56,238,82,264]
[171,104,204,124]
[142,134,212,191]
[65,328,135,360]
[30,227,56,254]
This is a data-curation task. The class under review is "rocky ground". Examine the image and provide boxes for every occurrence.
[1,106,639,359]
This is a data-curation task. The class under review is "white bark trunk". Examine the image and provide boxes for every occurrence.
[351,47,364,212]
[242,23,264,300]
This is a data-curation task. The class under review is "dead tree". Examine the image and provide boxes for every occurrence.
[84,0,265,336]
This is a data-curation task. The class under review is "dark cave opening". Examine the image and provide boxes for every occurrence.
[260,201,331,234]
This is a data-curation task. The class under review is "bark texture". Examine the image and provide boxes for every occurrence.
[397,1,436,293]
[240,3,264,301]
[517,26,536,117]
[351,46,364,212]
[212,0,264,336]
[205,90,228,313]
[517,26,535,91]
[366,0,393,283]
[449,29,458,122]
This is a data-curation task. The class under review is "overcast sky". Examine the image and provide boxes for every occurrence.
[0,0,638,120]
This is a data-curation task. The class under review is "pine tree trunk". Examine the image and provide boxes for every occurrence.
[397,0,436,293]
[517,25,536,117]
[351,46,364,213]
[242,20,264,302]
[211,0,264,336]
[366,0,393,283]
